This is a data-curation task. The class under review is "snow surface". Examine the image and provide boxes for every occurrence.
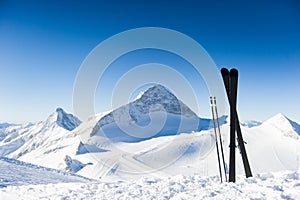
[0,171,299,199]
[0,157,92,187]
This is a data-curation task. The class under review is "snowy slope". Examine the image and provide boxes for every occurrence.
[1,171,299,200]
[75,119,300,181]
[0,157,93,188]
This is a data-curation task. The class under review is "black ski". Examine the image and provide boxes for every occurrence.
[229,68,238,182]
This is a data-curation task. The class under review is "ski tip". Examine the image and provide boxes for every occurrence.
[221,68,229,76]
[230,68,238,77]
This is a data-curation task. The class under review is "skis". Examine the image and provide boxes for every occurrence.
[210,96,227,183]
[221,68,252,182]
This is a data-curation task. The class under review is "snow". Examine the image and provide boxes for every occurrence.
[0,138,24,157]
[0,157,92,187]
[262,113,299,139]
[64,155,92,173]
[0,87,299,182]
[0,108,83,170]
[0,123,20,129]
[72,109,300,181]
[76,142,109,155]
[0,171,299,199]
[0,85,300,199]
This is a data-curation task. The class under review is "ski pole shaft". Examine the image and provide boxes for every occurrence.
[210,96,223,183]
[213,97,228,182]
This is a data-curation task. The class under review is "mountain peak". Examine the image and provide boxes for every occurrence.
[46,108,81,131]
[145,84,169,93]
[138,84,175,101]
[266,113,289,125]
[94,84,199,136]
[56,107,64,113]
[264,113,300,138]
[273,113,286,119]
[132,84,197,117]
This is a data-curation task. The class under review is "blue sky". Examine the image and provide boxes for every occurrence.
[0,0,300,123]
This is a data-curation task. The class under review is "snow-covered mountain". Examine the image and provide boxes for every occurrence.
[50,108,81,131]
[89,85,206,143]
[261,113,300,139]
[0,122,20,129]
[0,108,82,171]
[0,86,300,183]
[98,84,198,126]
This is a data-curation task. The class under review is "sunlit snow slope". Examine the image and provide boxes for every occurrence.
[0,85,299,182]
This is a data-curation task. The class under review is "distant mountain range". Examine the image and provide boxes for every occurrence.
[0,85,299,181]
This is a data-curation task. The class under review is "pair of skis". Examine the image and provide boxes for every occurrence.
[210,96,227,183]
[221,68,252,182]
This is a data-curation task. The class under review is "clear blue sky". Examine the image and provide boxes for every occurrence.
[0,0,299,123]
